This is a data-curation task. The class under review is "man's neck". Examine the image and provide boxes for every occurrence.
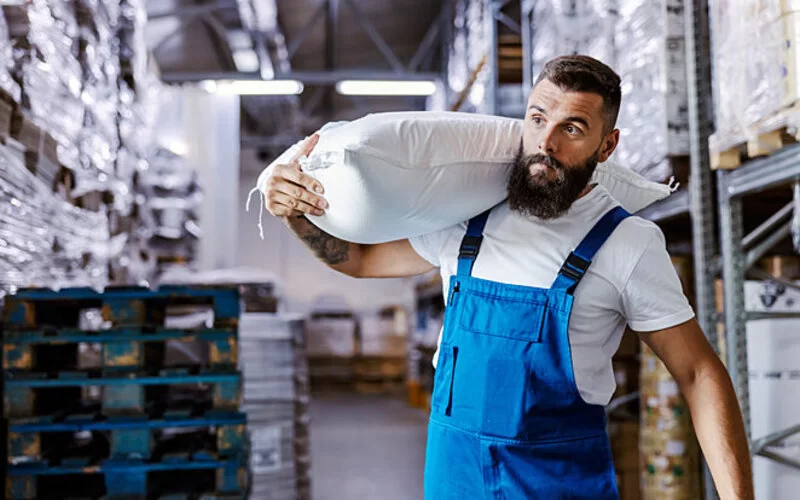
[577,182,598,199]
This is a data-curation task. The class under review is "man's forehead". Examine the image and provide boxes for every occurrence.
[527,81,604,120]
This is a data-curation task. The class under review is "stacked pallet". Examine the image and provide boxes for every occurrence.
[640,344,701,499]
[3,285,248,499]
[709,0,800,169]
[239,313,312,500]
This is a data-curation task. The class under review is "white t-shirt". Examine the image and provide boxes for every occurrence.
[409,185,695,406]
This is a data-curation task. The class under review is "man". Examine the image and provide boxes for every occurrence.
[262,55,753,499]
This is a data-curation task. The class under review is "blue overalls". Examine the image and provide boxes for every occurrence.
[424,206,630,499]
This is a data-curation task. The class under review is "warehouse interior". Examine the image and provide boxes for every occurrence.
[1,0,799,499]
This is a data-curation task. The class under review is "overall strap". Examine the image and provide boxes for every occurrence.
[456,209,492,277]
[551,206,631,294]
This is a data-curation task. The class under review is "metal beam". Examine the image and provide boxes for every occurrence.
[742,202,793,250]
[148,1,238,20]
[341,0,405,72]
[408,18,441,72]
[636,188,690,222]
[717,173,751,442]
[722,143,800,198]
[744,221,791,269]
[287,1,328,60]
[494,10,521,35]
[161,70,441,84]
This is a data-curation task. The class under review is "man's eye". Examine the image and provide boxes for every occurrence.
[532,116,543,125]
[566,125,578,134]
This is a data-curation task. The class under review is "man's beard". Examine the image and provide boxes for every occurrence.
[507,145,599,220]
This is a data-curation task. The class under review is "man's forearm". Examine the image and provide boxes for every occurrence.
[681,358,754,499]
[282,215,363,276]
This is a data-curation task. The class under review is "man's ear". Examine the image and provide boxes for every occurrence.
[597,129,620,163]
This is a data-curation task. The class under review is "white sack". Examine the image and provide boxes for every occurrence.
[247,111,674,244]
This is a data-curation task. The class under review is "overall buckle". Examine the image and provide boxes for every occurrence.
[458,235,483,259]
[559,252,591,282]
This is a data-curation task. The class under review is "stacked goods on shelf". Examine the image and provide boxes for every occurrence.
[640,343,701,499]
[356,305,409,395]
[137,148,203,278]
[528,0,617,86]
[0,1,170,291]
[410,272,444,409]
[305,295,358,391]
[613,0,689,182]
[239,313,312,500]
[3,1,83,175]
[3,285,248,499]
[111,0,163,285]
[636,255,700,499]
[0,142,109,293]
[709,0,800,169]
[608,331,642,500]
[744,275,800,500]
[521,0,689,182]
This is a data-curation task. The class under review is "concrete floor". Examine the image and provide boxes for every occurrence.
[309,393,429,500]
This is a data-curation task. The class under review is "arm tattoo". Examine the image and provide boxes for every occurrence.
[284,216,351,265]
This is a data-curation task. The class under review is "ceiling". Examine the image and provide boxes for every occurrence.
[146,0,446,161]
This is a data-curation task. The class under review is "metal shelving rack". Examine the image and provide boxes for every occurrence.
[717,142,800,472]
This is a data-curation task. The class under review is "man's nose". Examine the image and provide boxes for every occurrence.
[538,127,558,154]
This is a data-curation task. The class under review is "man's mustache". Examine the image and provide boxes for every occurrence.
[521,153,564,172]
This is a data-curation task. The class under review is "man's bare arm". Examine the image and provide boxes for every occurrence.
[282,214,433,278]
[265,134,434,278]
[636,319,754,500]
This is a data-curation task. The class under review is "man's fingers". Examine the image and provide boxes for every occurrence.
[268,178,328,210]
[290,133,320,163]
[275,164,325,194]
[267,191,324,216]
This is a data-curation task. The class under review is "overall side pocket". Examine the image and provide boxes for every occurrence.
[431,343,458,416]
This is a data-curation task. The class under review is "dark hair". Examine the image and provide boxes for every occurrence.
[533,55,622,132]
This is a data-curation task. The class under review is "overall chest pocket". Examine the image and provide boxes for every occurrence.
[457,291,546,343]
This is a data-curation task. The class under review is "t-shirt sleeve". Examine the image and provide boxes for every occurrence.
[408,226,457,268]
[621,227,696,332]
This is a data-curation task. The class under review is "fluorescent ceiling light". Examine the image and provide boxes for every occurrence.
[203,80,304,95]
[335,80,438,96]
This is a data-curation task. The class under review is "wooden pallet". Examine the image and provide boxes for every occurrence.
[3,285,240,330]
[3,327,238,373]
[711,103,800,170]
[6,456,248,500]
[4,368,241,419]
[7,410,246,465]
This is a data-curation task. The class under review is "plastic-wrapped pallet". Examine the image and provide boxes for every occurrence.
[529,0,618,83]
[239,313,312,500]
[0,141,110,295]
[640,343,701,499]
[521,0,688,181]
[612,0,689,181]
[709,0,800,153]
[3,0,84,171]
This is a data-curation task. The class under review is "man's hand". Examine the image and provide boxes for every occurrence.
[264,134,328,218]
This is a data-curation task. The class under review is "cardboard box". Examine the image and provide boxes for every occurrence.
[305,317,357,357]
